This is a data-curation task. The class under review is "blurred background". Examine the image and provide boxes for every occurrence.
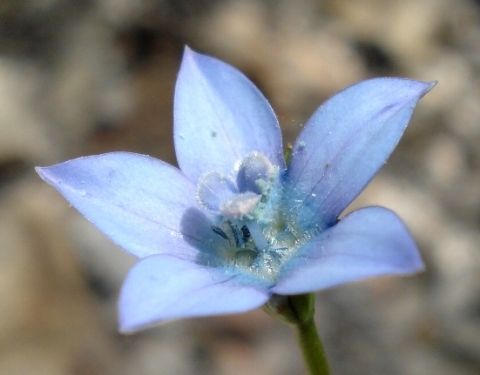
[0,0,479,374]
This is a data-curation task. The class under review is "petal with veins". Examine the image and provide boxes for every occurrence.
[174,47,285,183]
[285,78,436,231]
[36,152,204,259]
[119,255,270,332]
[273,206,424,295]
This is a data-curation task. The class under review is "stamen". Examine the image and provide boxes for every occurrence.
[241,225,251,242]
[211,225,229,241]
[227,221,240,247]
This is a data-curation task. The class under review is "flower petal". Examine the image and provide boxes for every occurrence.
[36,152,205,259]
[272,206,424,295]
[174,47,284,182]
[285,78,435,230]
[119,255,270,332]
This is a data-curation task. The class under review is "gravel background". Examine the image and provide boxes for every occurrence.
[0,0,479,374]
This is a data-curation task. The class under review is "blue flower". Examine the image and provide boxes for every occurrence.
[36,47,434,333]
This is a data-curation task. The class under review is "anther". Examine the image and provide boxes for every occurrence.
[227,221,240,247]
[211,226,229,240]
[241,225,251,242]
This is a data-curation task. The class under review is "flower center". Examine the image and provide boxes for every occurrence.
[209,218,288,281]
[210,221,258,267]
[196,152,307,282]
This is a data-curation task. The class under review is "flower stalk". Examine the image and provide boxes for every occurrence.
[295,314,329,375]
[265,294,329,375]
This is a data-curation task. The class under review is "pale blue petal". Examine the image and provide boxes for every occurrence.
[36,152,205,259]
[272,207,424,295]
[174,47,284,182]
[119,255,270,332]
[285,78,435,231]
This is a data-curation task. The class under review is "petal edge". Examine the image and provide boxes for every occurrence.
[285,78,435,230]
[273,206,424,295]
[119,255,270,333]
[36,152,203,259]
[174,47,285,182]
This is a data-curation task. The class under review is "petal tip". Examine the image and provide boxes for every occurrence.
[118,292,148,334]
[421,80,437,96]
[34,165,53,183]
[408,253,426,274]
[118,310,151,335]
[182,45,195,58]
[118,321,135,335]
[34,165,45,177]
[181,45,204,66]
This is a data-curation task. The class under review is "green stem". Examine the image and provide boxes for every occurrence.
[295,316,330,375]
[264,294,330,375]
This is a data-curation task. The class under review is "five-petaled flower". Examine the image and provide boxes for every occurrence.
[36,47,434,333]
